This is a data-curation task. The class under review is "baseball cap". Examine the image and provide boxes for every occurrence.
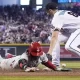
[29,42,43,56]
[45,2,58,11]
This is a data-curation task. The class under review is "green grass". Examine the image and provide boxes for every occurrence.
[38,61,80,68]
[0,76,80,80]
[61,61,80,68]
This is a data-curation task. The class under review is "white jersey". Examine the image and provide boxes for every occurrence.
[0,52,28,70]
[0,52,48,70]
[51,10,80,31]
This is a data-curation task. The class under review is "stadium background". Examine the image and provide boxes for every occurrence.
[0,0,80,79]
[0,0,80,59]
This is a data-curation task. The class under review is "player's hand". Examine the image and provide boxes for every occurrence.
[43,67,51,71]
[25,67,36,72]
[25,67,39,72]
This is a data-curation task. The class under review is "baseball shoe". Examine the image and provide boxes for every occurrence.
[56,66,72,71]
[56,66,62,71]
[5,53,16,58]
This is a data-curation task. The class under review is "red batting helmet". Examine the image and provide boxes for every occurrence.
[28,42,43,56]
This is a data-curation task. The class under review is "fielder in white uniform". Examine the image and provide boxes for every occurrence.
[46,2,80,67]
[0,42,57,71]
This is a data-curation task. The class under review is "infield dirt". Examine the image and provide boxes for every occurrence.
[0,68,80,76]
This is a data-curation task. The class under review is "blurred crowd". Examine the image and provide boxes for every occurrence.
[0,3,80,44]
[0,5,52,44]
[58,3,80,15]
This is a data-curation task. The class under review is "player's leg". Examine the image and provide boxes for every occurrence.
[0,58,9,70]
[0,55,21,70]
[65,29,80,56]
[0,55,5,68]
[52,41,60,66]
[0,55,4,61]
[0,55,4,65]
[51,33,68,67]
[58,32,68,43]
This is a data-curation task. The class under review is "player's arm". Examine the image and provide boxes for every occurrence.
[18,59,37,72]
[48,29,60,54]
[41,53,57,71]
[42,60,57,71]
[18,59,28,70]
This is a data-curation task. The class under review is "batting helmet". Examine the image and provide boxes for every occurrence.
[28,42,43,56]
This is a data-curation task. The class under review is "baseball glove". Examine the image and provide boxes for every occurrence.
[46,54,52,61]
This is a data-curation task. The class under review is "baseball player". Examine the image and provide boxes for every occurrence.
[45,2,80,67]
[0,42,60,72]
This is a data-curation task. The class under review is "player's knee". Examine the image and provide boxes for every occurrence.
[65,44,73,52]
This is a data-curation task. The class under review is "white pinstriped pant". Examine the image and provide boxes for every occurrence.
[52,29,80,66]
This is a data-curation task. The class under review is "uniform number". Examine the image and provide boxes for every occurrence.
[10,60,15,68]
[68,11,79,17]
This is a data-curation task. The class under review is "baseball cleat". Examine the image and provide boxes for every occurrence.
[56,66,72,71]
[60,68,72,71]
[56,67,72,71]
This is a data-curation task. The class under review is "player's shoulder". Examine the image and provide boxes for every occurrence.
[52,10,67,20]
[54,10,71,19]
[53,10,65,18]
[20,51,28,60]
[57,10,69,16]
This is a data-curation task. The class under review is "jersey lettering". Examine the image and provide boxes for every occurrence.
[68,11,79,17]
[10,60,15,68]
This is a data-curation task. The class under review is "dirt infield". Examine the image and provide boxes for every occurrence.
[0,68,80,76]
